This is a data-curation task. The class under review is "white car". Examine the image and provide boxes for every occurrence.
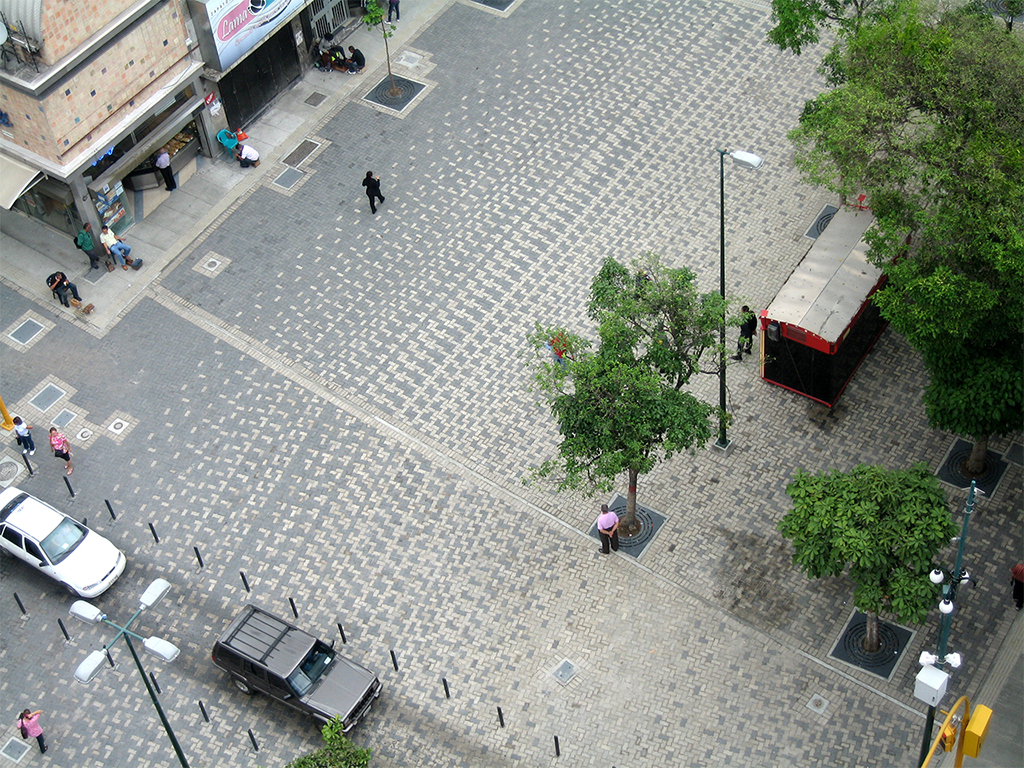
[0,487,125,598]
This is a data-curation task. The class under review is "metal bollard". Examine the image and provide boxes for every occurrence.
[248,728,259,751]
[193,546,204,569]
[289,597,298,619]
[390,649,399,672]
[442,677,450,699]
[497,706,505,729]
[198,700,210,723]
[240,571,250,592]
[63,475,75,498]
[58,618,72,642]
[148,522,160,543]
[337,622,346,644]
[105,499,116,520]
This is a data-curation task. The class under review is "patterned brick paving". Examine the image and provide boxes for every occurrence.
[1,1,1020,767]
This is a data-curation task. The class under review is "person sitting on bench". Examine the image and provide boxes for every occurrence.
[234,144,260,168]
[46,272,82,308]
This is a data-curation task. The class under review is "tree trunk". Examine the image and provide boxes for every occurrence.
[621,467,641,536]
[862,611,880,653]
[964,435,989,476]
[381,23,399,95]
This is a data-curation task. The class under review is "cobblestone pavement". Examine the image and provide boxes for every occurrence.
[1,0,1021,767]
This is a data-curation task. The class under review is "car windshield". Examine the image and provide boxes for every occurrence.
[40,518,86,564]
[287,643,334,696]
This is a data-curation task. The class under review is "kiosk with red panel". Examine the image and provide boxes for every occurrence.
[759,207,888,408]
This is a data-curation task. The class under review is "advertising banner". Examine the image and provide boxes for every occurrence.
[191,0,308,70]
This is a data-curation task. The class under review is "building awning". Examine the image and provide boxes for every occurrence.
[0,152,45,210]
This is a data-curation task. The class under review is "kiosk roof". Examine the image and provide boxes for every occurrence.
[766,209,882,344]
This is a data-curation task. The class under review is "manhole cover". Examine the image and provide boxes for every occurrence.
[0,457,23,486]
[304,92,327,107]
[282,139,320,167]
[52,409,76,428]
[273,168,304,190]
[551,659,577,685]
[1,736,31,761]
[936,438,1008,497]
[9,319,44,344]
[804,205,839,239]
[29,383,65,411]
[363,76,425,112]
[829,611,912,680]
[587,495,667,559]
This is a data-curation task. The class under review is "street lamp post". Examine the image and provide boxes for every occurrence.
[714,148,763,456]
[915,481,978,768]
[69,578,191,768]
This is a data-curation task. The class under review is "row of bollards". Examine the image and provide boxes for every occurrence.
[11,492,570,760]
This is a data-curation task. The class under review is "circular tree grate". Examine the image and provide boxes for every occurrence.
[609,504,657,550]
[365,77,425,111]
[839,622,903,668]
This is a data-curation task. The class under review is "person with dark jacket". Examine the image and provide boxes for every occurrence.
[46,271,82,308]
[361,171,384,214]
[733,305,757,360]
[347,46,365,72]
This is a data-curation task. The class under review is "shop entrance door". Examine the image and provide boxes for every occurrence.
[219,26,302,129]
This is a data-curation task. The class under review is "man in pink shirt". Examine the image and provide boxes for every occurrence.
[597,504,620,554]
[17,708,47,753]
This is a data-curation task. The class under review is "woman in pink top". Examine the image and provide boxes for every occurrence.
[49,427,73,475]
[17,709,47,753]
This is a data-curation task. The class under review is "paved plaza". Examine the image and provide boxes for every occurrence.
[1,0,1021,767]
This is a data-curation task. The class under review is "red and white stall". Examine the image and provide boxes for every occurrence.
[759,207,888,407]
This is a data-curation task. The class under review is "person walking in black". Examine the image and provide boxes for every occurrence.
[362,171,385,214]
[388,0,400,22]
[733,305,756,360]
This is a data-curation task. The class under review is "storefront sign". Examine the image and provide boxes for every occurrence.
[188,0,307,70]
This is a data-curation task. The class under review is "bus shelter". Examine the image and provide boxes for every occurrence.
[759,208,888,407]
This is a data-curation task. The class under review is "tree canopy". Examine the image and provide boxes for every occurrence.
[768,0,896,55]
[779,463,956,648]
[787,2,1024,468]
[525,255,726,531]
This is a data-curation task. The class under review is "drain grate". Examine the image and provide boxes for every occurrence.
[29,383,65,411]
[804,204,839,239]
[9,319,44,345]
[807,694,829,715]
[282,140,320,167]
[273,168,304,190]
[467,0,516,9]
[304,92,327,107]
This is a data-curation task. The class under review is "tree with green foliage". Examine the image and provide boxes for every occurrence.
[525,255,725,533]
[767,0,895,55]
[362,0,398,95]
[787,2,1024,473]
[965,0,1024,32]
[779,463,957,652]
[285,717,372,768]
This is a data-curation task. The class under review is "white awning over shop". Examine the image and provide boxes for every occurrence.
[0,152,45,210]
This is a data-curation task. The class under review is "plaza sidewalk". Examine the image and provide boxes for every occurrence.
[1,1,1021,767]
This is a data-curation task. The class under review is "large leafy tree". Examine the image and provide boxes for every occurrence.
[768,0,896,55]
[779,464,956,651]
[525,255,725,533]
[788,3,1024,472]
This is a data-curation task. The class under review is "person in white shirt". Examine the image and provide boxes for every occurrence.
[235,144,260,168]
